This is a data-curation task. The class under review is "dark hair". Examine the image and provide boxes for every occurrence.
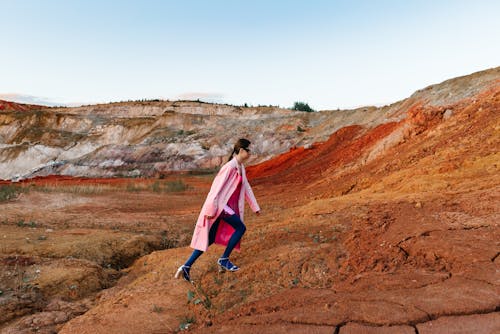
[227,138,251,162]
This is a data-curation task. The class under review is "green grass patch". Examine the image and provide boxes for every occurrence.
[164,180,190,192]
[0,185,25,202]
[150,180,191,193]
[34,184,110,195]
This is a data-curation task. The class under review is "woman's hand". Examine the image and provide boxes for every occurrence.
[256,211,261,216]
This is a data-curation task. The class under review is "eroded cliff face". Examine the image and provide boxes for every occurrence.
[0,100,393,180]
[2,68,498,182]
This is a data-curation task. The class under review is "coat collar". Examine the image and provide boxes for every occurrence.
[229,156,243,175]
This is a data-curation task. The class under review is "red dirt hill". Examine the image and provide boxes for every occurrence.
[1,68,498,334]
[0,99,45,111]
[58,69,499,333]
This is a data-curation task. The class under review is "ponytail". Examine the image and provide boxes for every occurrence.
[227,148,237,162]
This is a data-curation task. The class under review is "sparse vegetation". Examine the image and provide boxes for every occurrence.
[24,179,191,195]
[213,275,223,286]
[187,168,219,176]
[0,185,25,202]
[17,220,37,228]
[165,180,190,192]
[179,316,195,331]
[160,230,177,249]
[35,184,108,194]
[126,98,162,103]
[291,101,315,112]
[176,129,196,136]
[152,181,161,193]
[147,180,191,193]
[187,283,212,311]
[3,256,36,295]
[126,183,142,192]
[151,304,164,313]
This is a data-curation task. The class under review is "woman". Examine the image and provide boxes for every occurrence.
[175,138,261,282]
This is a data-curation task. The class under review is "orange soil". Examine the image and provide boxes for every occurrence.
[1,84,499,333]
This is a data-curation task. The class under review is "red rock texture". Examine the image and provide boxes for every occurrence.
[190,78,499,333]
[0,99,44,112]
[1,71,499,333]
[417,312,500,334]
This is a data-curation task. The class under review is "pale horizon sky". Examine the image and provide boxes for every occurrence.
[1,0,499,110]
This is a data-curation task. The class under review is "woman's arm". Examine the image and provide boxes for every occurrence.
[244,180,261,213]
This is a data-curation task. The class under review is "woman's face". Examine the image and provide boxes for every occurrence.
[237,147,250,162]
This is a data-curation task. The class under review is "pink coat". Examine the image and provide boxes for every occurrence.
[190,157,260,252]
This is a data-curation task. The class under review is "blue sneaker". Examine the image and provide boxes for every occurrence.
[217,257,239,272]
[174,265,192,282]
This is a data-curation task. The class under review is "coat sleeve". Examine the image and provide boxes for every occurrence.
[205,164,232,217]
[244,180,260,213]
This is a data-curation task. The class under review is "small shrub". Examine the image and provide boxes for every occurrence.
[165,180,189,192]
[161,231,176,249]
[152,181,161,193]
[0,185,23,202]
[291,101,315,112]
[16,220,36,228]
[187,283,213,310]
[179,316,195,331]
[33,184,108,195]
[126,183,141,192]
[152,304,163,313]
[213,275,223,286]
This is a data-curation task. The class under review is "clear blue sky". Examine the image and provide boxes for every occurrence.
[1,0,499,110]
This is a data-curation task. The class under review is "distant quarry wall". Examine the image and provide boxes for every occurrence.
[1,67,498,181]
[0,101,393,180]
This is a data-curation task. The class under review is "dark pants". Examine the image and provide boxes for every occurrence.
[185,213,246,267]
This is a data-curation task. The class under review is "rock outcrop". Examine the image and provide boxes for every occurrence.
[0,67,498,333]
[0,99,390,181]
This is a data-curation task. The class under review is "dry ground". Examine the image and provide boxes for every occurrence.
[0,84,499,333]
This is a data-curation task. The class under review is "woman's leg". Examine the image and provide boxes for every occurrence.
[220,214,246,259]
[184,217,221,267]
[184,249,203,267]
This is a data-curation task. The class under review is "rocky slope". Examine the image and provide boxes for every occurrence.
[0,99,391,181]
[2,69,498,182]
[64,67,499,334]
[0,67,498,333]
